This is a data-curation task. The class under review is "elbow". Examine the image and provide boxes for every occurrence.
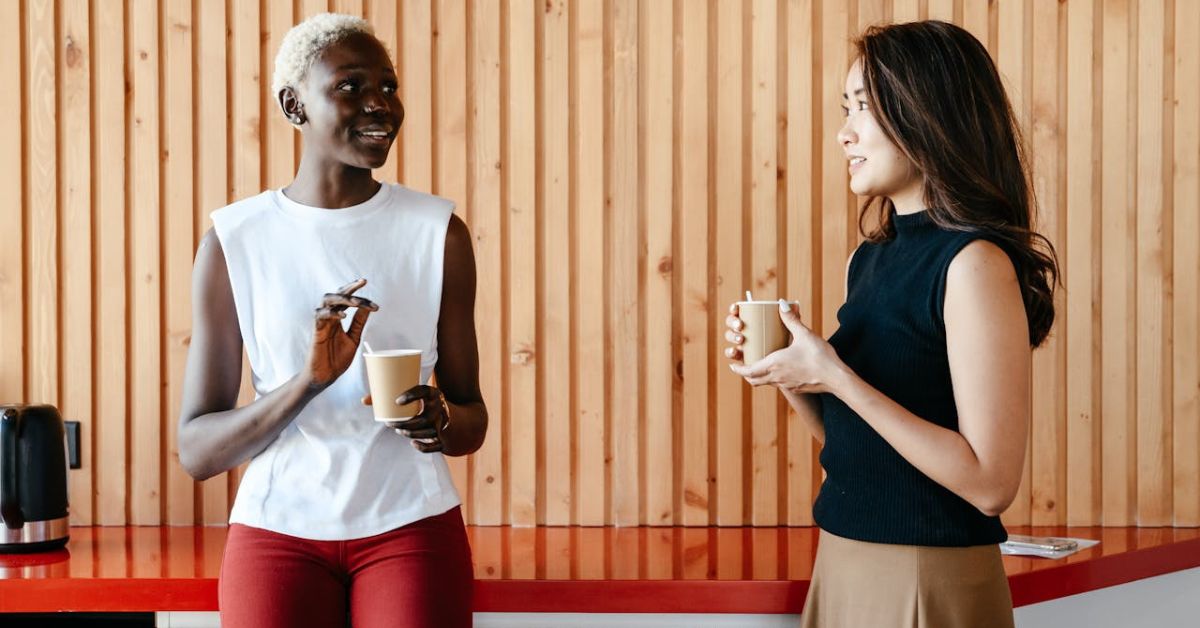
[176,424,216,482]
[178,447,215,482]
[972,487,1018,518]
[445,407,488,457]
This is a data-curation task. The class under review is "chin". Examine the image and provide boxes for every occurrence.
[848,180,872,197]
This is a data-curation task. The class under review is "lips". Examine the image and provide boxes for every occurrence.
[352,124,396,141]
[848,155,866,174]
[353,126,395,147]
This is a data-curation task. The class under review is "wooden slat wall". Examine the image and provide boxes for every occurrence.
[1,0,1197,527]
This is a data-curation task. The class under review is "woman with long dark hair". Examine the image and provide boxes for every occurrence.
[727,20,1058,627]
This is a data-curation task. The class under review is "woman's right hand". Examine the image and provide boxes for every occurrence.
[723,302,745,362]
[307,278,379,388]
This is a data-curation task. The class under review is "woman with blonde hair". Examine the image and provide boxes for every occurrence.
[179,13,484,627]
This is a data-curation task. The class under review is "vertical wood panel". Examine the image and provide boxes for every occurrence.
[892,0,920,24]
[196,0,230,524]
[163,0,194,525]
[26,0,58,411]
[962,0,990,49]
[425,0,470,513]
[749,0,779,526]
[506,0,538,526]
[997,0,1030,527]
[542,0,572,526]
[927,0,954,22]
[264,0,294,191]
[859,0,887,29]
[467,0,504,524]
[129,0,162,526]
[0,1,23,404]
[1101,0,1136,526]
[400,0,433,191]
[819,1,849,340]
[609,0,640,526]
[61,0,94,525]
[1029,0,1065,527]
[93,0,129,526]
[1173,0,1200,527]
[642,0,674,525]
[1065,0,1100,527]
[230,0,260,496]
[573,0,607,526]
[678,0,711,527]
[786,0,817,526]
[713,0,746,526]
[1136,0,1170,526]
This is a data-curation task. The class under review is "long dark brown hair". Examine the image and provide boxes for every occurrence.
[854,20,1059,347]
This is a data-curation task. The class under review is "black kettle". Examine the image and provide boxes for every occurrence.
[0,404,69,552]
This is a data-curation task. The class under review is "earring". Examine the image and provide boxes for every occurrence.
[291,114,303,125]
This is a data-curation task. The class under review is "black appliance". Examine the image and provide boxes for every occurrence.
[1,404,70,552]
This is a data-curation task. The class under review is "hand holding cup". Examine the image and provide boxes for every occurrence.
[725,298,799,365]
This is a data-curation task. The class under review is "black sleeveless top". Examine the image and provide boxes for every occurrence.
[813,210,1010,547]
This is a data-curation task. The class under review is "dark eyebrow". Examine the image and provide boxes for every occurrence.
[841,88,866,99]
[332,64,397,76]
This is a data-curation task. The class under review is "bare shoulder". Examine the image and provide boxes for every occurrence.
[946,239,1017,289]
[446,213,471,245]
[444,213,475,264]
[195,227,224,264]
[944,239,1026,338]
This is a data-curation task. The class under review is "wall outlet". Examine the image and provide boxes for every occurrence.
[65,420,81,469]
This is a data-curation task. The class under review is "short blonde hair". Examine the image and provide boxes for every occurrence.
[272,13,374,110]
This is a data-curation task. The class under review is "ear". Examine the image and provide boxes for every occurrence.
[278,87,305,126]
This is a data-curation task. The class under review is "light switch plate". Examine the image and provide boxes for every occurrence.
[65,420,81,469]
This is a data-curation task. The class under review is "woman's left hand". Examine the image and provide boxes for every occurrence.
[729,302,843,395]
[385,385,453,453]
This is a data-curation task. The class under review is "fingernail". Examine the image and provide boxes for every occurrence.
[778,299,790,312]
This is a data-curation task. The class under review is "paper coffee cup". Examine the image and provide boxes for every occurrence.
[364,349,422,421]
[736,301,799,364]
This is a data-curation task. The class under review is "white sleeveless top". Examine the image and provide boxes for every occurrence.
[211,183,461,540]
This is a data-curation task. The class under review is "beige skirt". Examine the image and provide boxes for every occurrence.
[800,529,1014,628]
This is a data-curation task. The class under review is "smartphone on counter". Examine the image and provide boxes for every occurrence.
[1005,534,1078,552]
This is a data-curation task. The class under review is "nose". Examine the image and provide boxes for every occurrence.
[362,89,389,115]
[837,117,856,148]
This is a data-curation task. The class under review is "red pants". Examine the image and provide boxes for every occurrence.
[219,507,473,628]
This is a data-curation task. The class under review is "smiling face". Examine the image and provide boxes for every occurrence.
[837,60,925,213]
[288,32,404,171]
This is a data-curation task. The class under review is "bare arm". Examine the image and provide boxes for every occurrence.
[430,215,487,456]
[177,229,376,480]
[429,213,489,453]
[826,240,1030,515]
[387,214,488,456]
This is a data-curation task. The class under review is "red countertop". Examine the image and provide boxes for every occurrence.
[2,526,1198,613]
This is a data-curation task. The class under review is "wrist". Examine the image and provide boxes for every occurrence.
[824,361,855,397]
[297,367,330,394]
[439,400,483,457]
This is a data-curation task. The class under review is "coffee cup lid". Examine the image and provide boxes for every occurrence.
[364,349,422,357]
